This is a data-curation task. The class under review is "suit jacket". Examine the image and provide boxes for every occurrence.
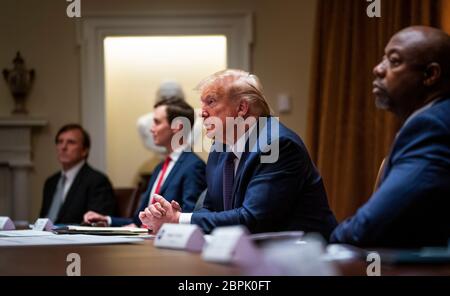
[192,117,338,238]
[40,163,115,224]
[331,98,450,247]
[111,151,206,226]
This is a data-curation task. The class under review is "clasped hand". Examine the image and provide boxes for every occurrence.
[139,194,181,234]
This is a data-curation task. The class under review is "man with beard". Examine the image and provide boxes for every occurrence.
[331,26,450,247]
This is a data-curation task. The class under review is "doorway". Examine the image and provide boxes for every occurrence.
[104,35,226,187]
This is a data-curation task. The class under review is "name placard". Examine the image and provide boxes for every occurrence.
[0,216,15,230]
[33,218,54,231]
[202,226,261,266]
[154,223,205,252]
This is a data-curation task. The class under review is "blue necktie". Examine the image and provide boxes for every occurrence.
[223,152,236,210]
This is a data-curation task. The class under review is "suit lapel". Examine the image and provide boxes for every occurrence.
[379,147,394,186]
[379,128,403,185]
[230,118,269,206]
[159,152,186,195]
[57,164,87,220]
[379,98,449,185]
[231,151,250,200]
[140,165,162,207]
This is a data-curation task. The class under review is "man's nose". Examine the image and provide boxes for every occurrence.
[200,109,208,118]
[373,61,386,77]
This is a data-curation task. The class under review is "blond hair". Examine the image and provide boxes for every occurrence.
[196,69,272,117]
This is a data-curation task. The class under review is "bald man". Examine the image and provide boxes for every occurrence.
[331,26,450,247]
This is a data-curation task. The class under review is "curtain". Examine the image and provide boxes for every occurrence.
[307,0,439,221]
[441,0,450,33]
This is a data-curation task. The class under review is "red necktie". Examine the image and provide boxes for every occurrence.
[154,156,171,195]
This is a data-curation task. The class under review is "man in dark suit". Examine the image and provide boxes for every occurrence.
[139,69,337,237]
[40,124,115,224]
[84,97,206,227]
[331,26,450,247]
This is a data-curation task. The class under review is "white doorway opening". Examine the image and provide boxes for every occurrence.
[104,35,226,187]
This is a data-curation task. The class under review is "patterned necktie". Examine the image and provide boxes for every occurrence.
[223,152,236,210]
[47,174,66,222]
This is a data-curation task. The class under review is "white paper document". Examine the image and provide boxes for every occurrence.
[0,230,56,237]
[0,234,144,247]
[53,225,149,235]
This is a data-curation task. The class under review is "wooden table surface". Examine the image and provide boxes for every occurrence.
[1,239,450,276]
[0,240,240,276]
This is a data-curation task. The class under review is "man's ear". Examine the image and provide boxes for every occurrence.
[237,99,250,117]
[82,148,89,159]
[423,63,441,86]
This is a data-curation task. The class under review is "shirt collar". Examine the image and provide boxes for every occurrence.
[229,122,257,160]
[62,160,85,182]
[168,145,186,162]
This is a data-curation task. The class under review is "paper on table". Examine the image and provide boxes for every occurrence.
[0,230,56,237]
[249,231,305,242]
[0,234,145,247]
[53,225,149,235]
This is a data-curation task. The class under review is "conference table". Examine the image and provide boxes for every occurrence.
[0,239,239,276]
[1,239,450,276]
